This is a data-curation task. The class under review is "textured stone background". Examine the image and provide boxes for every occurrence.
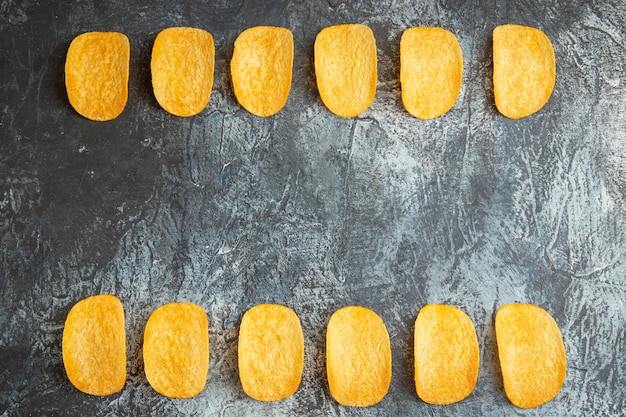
[1,0,625,415]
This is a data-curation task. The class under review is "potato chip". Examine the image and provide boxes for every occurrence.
[314,24,377,118]
[143,302,209,398]
[65,32,129,121]
[62,294,126,396]
[493,24,555,119]
[495,304,566,408]
[400,27,463,119]
[238,304,304,401]
[326,306,391,406]
[414,304,479,404]
[231,26,294,117]
[151,27,215,117]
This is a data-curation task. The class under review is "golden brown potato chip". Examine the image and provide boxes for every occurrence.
[143,302,209,398]
[414,304,479,404]
[151,27,215,117]
[326,306,391,406]
[495,304,566,408]
[400,27,463,119]
[493,24,555,119]
[238,304,304,401]
[62,294,126,396]
[65,32,129,121]
[231,26,294,117]
[314,24,377,118]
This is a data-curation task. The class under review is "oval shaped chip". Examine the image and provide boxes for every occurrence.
[143,302,209,398]
[493,24,555,119]
[62,294,126,396]
[151,27,215,117]
[65,32,130,121]
[401,27,463,119]
[314,24,377,118]
[231,26,294,117]
[326,306,391,406]
[238,304,304,401]
[495,304,566,408]
[414,304,479,404]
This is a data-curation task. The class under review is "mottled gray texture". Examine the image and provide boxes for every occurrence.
[1,0,625,415]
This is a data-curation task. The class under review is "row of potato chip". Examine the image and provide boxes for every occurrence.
[65,23,555,122]
[63,295,566,409]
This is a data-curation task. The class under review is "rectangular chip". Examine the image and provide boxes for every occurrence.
[65,32,129,121]
[231,26,294,117]
[400,27,463,119]
[326,306,391,407]
[151,27,215,117]
[62,294,126,396]
[414,304,479,404]
[143,302,209,398]
[314,24,377,118]
[495,303,567,408]
[493,24,555,119]
[238,304,304,401]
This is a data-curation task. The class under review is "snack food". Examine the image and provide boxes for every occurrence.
[400,27,463,119]
[65,32,130,121]
[326,306,391,406]
[493,24,555,119]
[143,302,209,398]
[314,24,377,118]
[62,294,126,396]
[231,26,294,117]
[238,304,304,401]
[151,27,215,117]
[495,303,566,408]
[414,304,479,404]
